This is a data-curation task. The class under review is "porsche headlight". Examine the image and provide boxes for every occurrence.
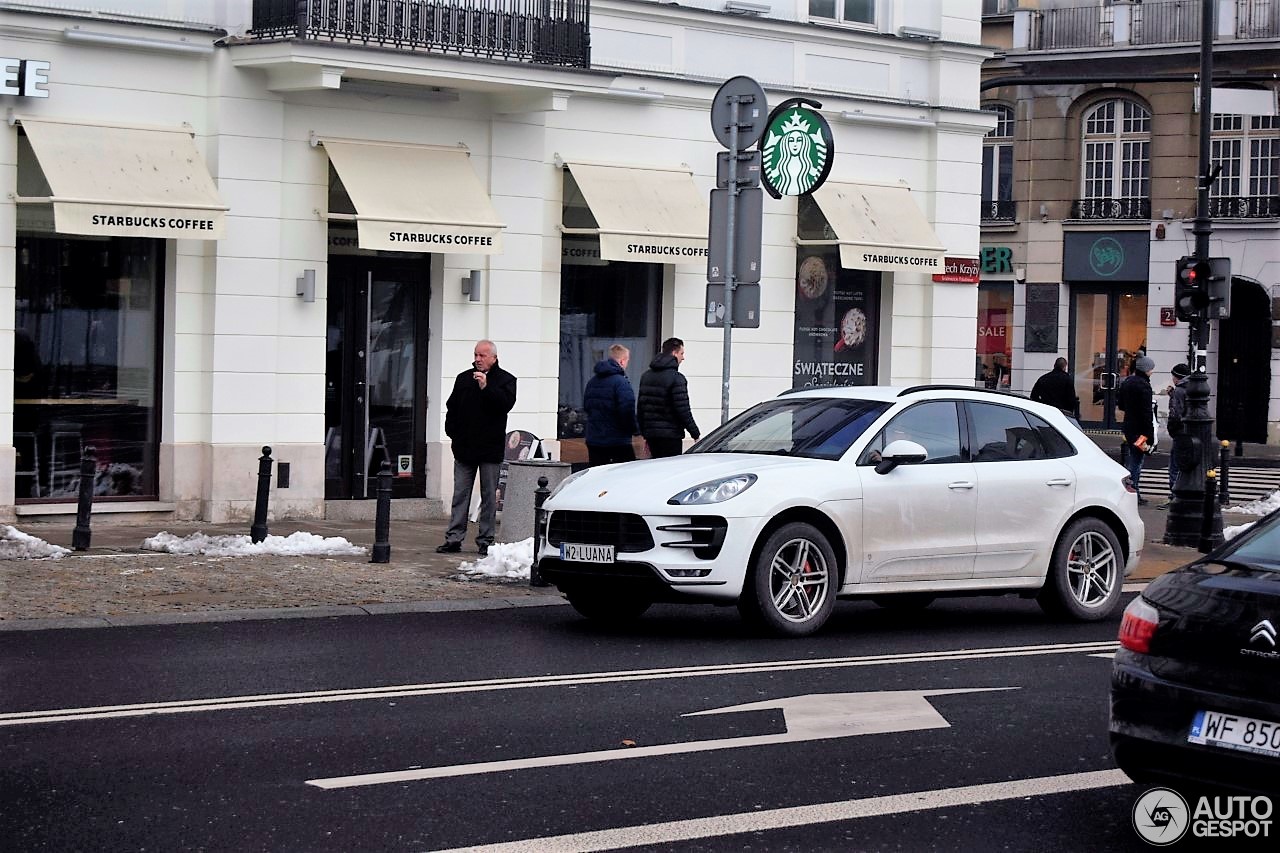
[548,468,589,500]
[667,474,757,506]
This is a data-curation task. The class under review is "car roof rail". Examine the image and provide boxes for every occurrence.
[897,384,1030,399]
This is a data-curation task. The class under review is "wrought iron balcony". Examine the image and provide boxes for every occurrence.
[981,199,1017,223]
[249,0,591,68]
[1029,1,1276,50]
[1209,195,1280,219]
[1071,197,1151,221]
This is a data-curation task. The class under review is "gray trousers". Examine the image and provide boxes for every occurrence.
[446,458,501,547]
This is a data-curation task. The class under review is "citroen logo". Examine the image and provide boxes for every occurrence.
[1251,620,1277,647]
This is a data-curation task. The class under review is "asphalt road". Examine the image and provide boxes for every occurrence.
[0,594,1266,851]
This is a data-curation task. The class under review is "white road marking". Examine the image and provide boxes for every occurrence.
[1089,652,1117,659]
[306,688,1017,789]
[1,639,1118,727]
[430,769,1133,852]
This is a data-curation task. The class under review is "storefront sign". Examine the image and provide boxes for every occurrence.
[61,205,225,240]
[561,237,608,266]
[792,250,878,388]
[932,257,980,283]
[359,222,502,255]
[1063,231,1149,281]
[981,246,1013,274]
[761,101,834,199]
[1,58,50,98]
[599,235,707,264]
[977,308,1009,353]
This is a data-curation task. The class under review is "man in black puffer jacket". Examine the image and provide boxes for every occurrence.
[637,337,700,458]
[438,339,517,556]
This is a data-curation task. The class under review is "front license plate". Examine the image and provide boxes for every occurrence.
[560,542,615,563]
[1188,710,1280,758]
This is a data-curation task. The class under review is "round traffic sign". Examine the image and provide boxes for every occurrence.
[710,76,768,151]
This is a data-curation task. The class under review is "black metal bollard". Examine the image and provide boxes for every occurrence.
[1218,440,1231,506]
[530,475,550,587]
[371,460,392,564]
[250,446,273,544]
[71,446,97,551]
[1198,469,1223,554]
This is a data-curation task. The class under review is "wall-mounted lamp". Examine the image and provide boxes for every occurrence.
[296,268,316,303]
[1039,203,1049,221]
[461,270,485,303]
[1014,265,1027,284]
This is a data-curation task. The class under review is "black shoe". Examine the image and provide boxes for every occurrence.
[435,541,461,553]
[478,544,489,557]
[1156,500,1172,510]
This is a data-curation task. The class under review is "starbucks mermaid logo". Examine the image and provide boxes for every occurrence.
[761,104,833,198]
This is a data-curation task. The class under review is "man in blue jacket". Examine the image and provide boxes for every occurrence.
[583,344,639,467]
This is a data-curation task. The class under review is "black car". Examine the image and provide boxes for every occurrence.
[1110,508,1280,793]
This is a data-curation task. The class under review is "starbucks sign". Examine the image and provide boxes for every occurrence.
[760,99,834,199]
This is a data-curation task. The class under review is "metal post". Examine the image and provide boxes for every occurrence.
[720,97,740,425]
[1198,469,1223,553]
[531,475,551,587]
[370,460,392,563]
[250,445,273,544]
[1218,439,1231,506]
[1165,0,1222,546]
[71,446,96,551]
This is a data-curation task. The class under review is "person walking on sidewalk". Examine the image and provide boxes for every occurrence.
[1117,355,1156,505]
[583,344,639,467]
[438,340,517,557]
[1030,357,1079,416]
[1157,362,1192,508]
[638,337,700,458]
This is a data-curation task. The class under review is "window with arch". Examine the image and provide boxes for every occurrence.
[1210,107,1279,219]
[982,105,1015,222]
[1077,99,1151,219]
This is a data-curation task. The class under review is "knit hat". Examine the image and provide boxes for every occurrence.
[1171,363,1192,379]
[1134,356,1155,375]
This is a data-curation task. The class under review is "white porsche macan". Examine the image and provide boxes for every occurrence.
[536,385,1145,637]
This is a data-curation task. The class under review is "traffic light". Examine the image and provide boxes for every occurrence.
[1206,256,1231,319]
[1174,255,1210,321]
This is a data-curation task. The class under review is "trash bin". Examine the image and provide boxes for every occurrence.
[498,459,571,543]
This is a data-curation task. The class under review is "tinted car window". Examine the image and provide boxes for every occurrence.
[970,402,1044,462]
[1221,511,1280,571]
[858,401,962,465]
[694,398,890,461]
[1027,412,1076,458]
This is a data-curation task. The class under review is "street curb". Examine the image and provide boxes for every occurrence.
[0,594,568,632]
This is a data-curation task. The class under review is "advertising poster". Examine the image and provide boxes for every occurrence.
[792,248,879,389]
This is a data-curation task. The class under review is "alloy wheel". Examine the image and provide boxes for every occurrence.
[1066,530,1118,608]
[769,537,830,623]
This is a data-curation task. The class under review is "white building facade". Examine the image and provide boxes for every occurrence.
[0,0,991,522]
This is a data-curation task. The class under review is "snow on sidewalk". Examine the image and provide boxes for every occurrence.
[142,531,365,557]
[458,538,534,581]
[0,525,70,560]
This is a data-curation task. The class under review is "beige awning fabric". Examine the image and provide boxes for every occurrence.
[811,181,946,273]
[321,139,504,254]
[19,118,227,240]
[564,161,707,264]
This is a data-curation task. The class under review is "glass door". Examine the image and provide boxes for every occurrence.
[1070,288,1148,429]
[325,255,429,499]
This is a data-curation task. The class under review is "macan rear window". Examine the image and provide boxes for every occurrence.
[692,398,890,461]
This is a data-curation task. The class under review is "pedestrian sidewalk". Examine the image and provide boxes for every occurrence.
[0,503,1255,631]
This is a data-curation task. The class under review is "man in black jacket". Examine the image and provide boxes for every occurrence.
[437,340,517,556]
[1030,357,1079,416]
[1116,355,1155,505]
[637,337,700,458]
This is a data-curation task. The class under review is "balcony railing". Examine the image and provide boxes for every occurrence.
[1238,0,1280,38]
[1032,4,1113,49]
[1209,195,1280,218]
[981,199,1017,222]
[1071,197,1151,220]
[249,0,591,68]
[1132,1,1200,45]
[1027,1,1276,50]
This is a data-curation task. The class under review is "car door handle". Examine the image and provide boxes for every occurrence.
[947,481,975,490]
[1045,478,1073,487]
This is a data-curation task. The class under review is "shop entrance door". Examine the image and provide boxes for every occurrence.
[325,255,429,499]
[1070,288,1148,430]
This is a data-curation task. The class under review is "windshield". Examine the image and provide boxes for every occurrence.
[1220,511,1280,571]
[691,398,890,461]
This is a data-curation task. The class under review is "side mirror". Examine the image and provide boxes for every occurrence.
[875,439,928,475]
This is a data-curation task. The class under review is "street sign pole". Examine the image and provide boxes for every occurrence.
[721,97,739,425]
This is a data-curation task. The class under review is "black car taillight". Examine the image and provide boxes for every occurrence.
[1119,597,1159,653]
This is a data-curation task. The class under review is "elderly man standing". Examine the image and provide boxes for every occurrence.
[438,340,517,556]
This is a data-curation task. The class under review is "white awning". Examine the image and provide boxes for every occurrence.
[320,139,504,254]
[19,117,227,240]
[810,180,946,273]
[564,161,708,264]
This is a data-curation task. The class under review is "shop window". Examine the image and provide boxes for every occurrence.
[793,245,879,389]
[15,235,162,500]
[976,282,1013,388]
